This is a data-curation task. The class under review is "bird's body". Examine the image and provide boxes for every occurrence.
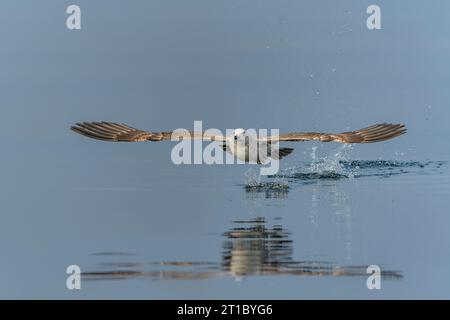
[222,130,294,164]
[71,122,406,163]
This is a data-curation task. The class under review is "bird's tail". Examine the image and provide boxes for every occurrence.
[270,147,294,160]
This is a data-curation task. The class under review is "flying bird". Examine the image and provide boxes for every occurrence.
[71,122,406,164]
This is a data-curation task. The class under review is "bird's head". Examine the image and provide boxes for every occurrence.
[233,128,246,141]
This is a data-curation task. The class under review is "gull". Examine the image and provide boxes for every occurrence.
[71,122,406,163]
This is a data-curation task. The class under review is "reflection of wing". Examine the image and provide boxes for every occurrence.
[264,123,406,143]
[71,122,226,142]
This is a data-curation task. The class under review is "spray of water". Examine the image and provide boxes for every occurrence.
[277,146,441,182]
[245,166,289,191]
[245,167,261,187]
[245,144,440,187]
[278,144,356,180]
[306,144,355,178]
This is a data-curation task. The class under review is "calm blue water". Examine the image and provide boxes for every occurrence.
[1,1,450,299]
[2,141,449,299]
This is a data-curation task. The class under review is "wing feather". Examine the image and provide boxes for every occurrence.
[72,122,405,144]
[71,122,225,142]
[269,123,406,143]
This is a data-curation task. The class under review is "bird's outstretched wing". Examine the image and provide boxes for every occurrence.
[264,123,406,143]
[71,122,225,142]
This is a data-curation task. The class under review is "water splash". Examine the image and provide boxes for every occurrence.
[307,144,354,178]
[244,167,289,192]
[275,146,444,182]
[242,144,446,189]
[244,167,262,187]
[279,144,355,180]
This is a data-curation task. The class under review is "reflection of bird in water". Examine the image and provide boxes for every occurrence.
[222,218,293,278]
[82,218,402,281]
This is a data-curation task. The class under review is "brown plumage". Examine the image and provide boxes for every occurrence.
[71,121,406,163]
[273,123,406,143]
[71,122,406,144]
[71,122,184,142]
